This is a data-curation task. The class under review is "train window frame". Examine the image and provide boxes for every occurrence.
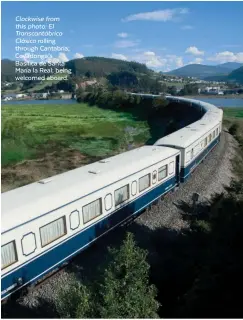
[152,170,157,184]
[1,240,18,270]
[158,165,168,181]
[40,216,67,248]
[131,181,137,196]
[83,198,103,224]
[139,173,151,192]
[114,184,129,206]
[105,193,113,211]
[186,151,191,163]
[169,162,174,175]
[69,210,80,230]
[21,232,37,256]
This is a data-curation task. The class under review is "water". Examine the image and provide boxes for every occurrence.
[1,98,243,108]
[1,99,77,105]
[192,98,243,108]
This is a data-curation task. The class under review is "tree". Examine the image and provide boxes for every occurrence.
[56,275,95,318]
[99,233,160,318]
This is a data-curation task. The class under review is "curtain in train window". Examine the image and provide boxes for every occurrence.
[158,165,168,180]
[139,174,151,192]
[115,185,129,206]
[83,198,102,224]
[169,162,174,175]
[40,216,66,247]
[1,241,18,269]
[204,137,207,147]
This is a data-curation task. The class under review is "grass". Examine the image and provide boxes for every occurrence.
[1,103,150,167]
[222,107,243,119]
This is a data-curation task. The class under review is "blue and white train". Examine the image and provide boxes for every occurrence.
[1,96,223,300]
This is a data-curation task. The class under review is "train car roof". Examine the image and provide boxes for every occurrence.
[2,145,179,233]
[154,117,220,149]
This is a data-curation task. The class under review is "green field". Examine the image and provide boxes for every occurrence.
[222,107,243,119]
[1,103,150,167]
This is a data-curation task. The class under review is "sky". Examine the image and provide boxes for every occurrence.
[1,1,243,71]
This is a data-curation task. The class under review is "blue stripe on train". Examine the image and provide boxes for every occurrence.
[1,175,176,299]
[180,136,220,182]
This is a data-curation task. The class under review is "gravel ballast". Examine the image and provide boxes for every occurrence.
[3,130,238,318]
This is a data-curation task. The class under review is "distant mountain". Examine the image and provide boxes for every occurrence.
[227,66,243,84]
[217,62,243,71]
[166,64,230,79]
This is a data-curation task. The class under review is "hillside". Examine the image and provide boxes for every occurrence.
[167,64,230,79]
[64,57,152,77]
[1,57,153,84]
[227,66,243,84]
[218,62,243,71]
[1,59,15,82]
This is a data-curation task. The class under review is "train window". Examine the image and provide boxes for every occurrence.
[213,130,216,138]
[209,134,212,142]
[152,171,157,184]
[21,232,37,256]
[158,165,168,180]
[191,149,194,159]
[204,137,207,147]
[1,241,18,270]
[169,162,174,175]
[69,210,80,230]
[115,185,129,206]
[139,174,151,192]
[40,216,67,247]
[131,181,137,196]
[105,194,112,211]
[83,198,102,224]
[186,151,191,163]
[216,128,219,135]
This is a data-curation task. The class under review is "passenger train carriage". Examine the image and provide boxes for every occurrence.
[1,96,223,300]
[1,146,180,300]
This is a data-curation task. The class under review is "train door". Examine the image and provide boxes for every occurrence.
[175,154,180,185]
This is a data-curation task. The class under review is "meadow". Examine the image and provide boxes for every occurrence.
[2,103,150,167]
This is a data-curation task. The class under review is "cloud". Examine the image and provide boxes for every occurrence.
[114,39,140,48]
[189,58,203,64]
[117,32,128,38]
[208,51,243,63]
[47,53,69,63]
[73,53,84,59]
[111,53,128,60]
[181,25,193,30]
[166,55,184,68]
[133,51,167,68]
[122,8,189,22]
[185,46,204,56]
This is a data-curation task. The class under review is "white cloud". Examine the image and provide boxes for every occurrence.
[73,53,84,59]
[117,32,128,38]
[58,53,69,62]
[166,55,184,68]
[111,53,128,60]
[189,58,203,64]
[47,53,69,63]
[114,39,140,48]
[123,8,189,22]
[185,46,204,56]
[181,25,193,30]
[208,51,243,63]
[133,51,167,68]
